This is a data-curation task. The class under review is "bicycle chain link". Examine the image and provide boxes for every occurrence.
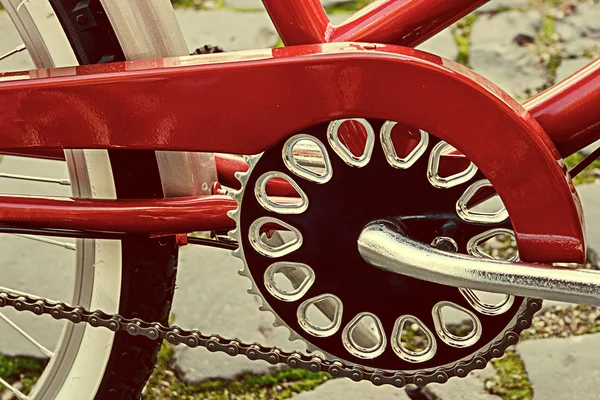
[0,289,541,388]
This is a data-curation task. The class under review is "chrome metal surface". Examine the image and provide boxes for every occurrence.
[0,312,53,357]
[431,302,482,348]
[380,121,429,169]
[358,221,600,306]
[283,135,333,184]
[0,43,26,62]
[467,228,519,262]
[249,216,303,257]
[456,180,508,224]
[297,293,343,338]
[15,234,76,250]
[0,376,28,400]
[431,236,458,252]
[255,172,309,214]
[341,312,387,359]
[327,119,374,168]
[391,315,437,363]
[264,262,315,302]
[427,141,478,189]
[0,173,70,185]
[459,288,514,316]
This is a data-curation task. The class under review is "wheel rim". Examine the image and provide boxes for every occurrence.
[0,1,121,398]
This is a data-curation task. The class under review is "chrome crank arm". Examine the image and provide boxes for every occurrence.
[358,221,600,306]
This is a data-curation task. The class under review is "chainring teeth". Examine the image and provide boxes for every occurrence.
[229,155,312,352]
[229,119,535,383]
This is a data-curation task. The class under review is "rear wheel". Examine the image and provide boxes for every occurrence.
[0,0,182,398]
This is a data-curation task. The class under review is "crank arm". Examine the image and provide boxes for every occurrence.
[358,221,600,306]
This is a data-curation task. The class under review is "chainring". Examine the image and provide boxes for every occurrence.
[232,118,536,373]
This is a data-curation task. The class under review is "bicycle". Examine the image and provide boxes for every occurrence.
[0,0,598,399]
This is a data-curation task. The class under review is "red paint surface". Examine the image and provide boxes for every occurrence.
[263,0,491,47]
[0,44,586,262]
[525,58,600,157]
[0,195,236,234]
[330,0,490,47]
[215,154,248,189]
[0,149,66,160]
[263,0,331,45]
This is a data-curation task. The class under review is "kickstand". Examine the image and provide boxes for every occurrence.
[404,384,439,400]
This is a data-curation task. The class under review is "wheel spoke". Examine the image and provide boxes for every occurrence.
[0,44,26,62]
[0,173,70,186]
[0,312,54,358]
[0,286,64,305]
[0,376,29,400]
[15,235,76,251]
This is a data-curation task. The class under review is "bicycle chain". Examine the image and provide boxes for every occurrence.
[0,289,541,388]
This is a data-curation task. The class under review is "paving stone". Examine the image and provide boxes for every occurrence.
[555,2,600,58]
[0,12,35,73]
[555,57,593,82]
[0,156,73,358]
[517,333,600,400]
[428,364,501,400]
[175,9,279,52]
[289,365,500,400]
[476,0,529,13]
[417,28,459,60]
[171,245,306,383]
[576,184,600,255]
[223,0,263,9]
[290,379,411,399]
[470,10,546,99]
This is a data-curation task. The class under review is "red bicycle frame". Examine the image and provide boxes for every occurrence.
[0,0,598,264]
[262,0,600,157]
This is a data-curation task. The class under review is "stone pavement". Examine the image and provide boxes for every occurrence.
[517,333,600,400]
[0,1,600,399]
[470,10,547,99]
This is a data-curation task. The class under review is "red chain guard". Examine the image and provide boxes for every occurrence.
[0,43,585,263]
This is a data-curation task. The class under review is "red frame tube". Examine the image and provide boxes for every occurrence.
[0,149,65,160]
[329,0,490,47]
[262,0,600,159]
[263,0,491,47]
[524,58,600,157]
[0,195,236,234]
[263,0,331,45]
[0,44,586,262]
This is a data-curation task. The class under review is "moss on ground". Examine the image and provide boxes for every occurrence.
[0,355,47,395]
[453,13,478,67]
[144,341,330,399]
[488,351,534,400]
[534,13,562,91]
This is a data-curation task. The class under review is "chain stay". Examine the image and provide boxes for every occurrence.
[0,289,541,388]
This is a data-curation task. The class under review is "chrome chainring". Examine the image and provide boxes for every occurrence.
[0,120,542,389]
[231,118,539,375]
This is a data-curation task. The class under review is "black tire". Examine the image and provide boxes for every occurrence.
[47,1,180,398]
